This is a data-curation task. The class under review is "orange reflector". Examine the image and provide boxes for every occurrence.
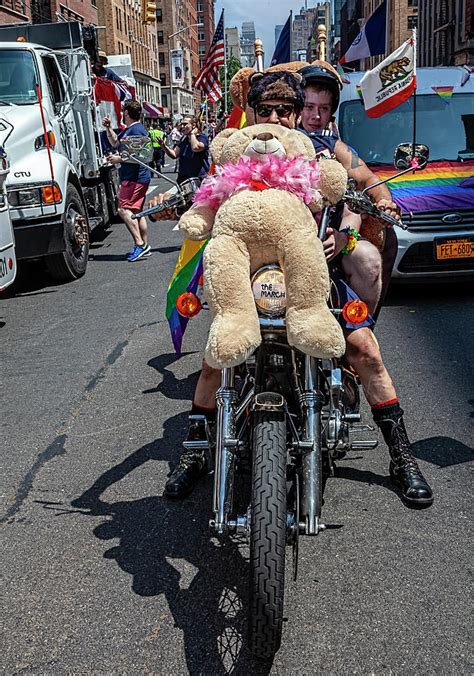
[41,184,62,204]
[17,37,26,42]
[176,292,202,318]
[48,131,56,148]
[342,299,369,324]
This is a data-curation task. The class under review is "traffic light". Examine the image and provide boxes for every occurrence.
[141,0,156,23]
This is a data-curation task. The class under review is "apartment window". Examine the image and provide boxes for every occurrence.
[407,0,418,6]
[198,45,206,55]
[198,14,204,24]
[158,52,165,65]
[407,15,417,29]
[162,93,168,107]
[156,7,162,21]
[160,73,166,86]
[157,30,164,44]
[197,1,204,11]
[91,0,97,7]
[198,31,205,41]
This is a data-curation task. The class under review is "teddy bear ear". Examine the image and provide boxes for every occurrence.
[230,67,256,110]
[248,71,265,87]
[210,128,239,164]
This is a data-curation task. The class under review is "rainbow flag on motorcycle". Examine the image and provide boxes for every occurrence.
[166,238,208,355]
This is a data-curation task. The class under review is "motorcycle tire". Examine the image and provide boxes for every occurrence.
[248,410,287,660]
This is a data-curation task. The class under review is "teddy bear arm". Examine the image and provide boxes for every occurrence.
[178,205,216,241]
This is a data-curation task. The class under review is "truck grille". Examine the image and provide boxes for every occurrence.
[399,242,474,273]
[402,209,474,231]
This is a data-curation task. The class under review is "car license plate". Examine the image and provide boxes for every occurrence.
[435,237,474,260]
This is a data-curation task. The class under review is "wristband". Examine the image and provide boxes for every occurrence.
[340,227,360,255]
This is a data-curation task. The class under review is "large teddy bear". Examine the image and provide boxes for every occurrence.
[178,124,348,369]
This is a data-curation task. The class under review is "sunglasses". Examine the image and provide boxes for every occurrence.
[255,103,295,119]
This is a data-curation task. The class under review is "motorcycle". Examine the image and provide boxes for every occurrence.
[136,141,429,660]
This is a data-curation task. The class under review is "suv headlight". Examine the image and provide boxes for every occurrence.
[252,265,287,317]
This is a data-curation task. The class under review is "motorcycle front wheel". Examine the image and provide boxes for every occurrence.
[248,409,287,660]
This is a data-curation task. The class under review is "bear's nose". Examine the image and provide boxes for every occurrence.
[256,132,274,142]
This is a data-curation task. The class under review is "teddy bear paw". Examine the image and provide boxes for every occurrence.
[286,307,345,359]
[204,315,261,368]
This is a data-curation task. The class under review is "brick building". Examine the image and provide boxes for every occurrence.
[307,1,331,62]
[418,0,473,66]
[292,5,318,60]
[196,0,214,71]
[0,0,97,26]
[154,0,199,117]
[97,0,161,108]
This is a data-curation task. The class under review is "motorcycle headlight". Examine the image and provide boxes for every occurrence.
[251,265,287,317]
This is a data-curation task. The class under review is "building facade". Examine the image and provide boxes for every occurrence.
[0,0,97,26]
[196,0,215,70]
[97,0,160,108]
[419,0,473,66]
[274,24,284,49]
[240,20,255,67]
[307,2,331,61]
[292,6,318,60]
[225,26,241,61]
[155,0,199,117]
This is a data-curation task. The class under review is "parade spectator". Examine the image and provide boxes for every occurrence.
[159,115,210,184]
[91,51,123,83]
[169,122,183,172]
[102,100,152,262]
[148,121,165,172]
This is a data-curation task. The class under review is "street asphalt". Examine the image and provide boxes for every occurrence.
[0,172,472,674]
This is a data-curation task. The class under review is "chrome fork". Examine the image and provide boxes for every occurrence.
[300,355,324,535]
[210,367,238,535]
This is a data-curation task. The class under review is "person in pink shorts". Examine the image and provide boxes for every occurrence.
[103,100,152,262]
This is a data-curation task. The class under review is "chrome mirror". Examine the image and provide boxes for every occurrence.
[394,143,429,170]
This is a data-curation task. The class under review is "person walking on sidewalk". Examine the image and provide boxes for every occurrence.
[103,100,152,262]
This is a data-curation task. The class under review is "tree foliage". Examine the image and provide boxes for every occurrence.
[219,55,242,113]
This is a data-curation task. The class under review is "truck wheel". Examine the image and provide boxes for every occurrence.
[46,185,89,282]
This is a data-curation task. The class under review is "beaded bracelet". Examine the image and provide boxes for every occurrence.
[340,227,360,255]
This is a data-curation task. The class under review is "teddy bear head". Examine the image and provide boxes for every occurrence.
[210,123,316,166]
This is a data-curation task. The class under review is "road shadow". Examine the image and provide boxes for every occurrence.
[1,260,61,298]
[411,436,474,468]
[145,352,200,399]
[69,410,272,675]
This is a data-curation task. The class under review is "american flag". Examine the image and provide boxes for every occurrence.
[193,10,225,103]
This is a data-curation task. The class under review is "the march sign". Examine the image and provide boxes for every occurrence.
[360,34,416,118]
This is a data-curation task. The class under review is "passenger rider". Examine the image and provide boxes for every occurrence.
[150,72,433,508]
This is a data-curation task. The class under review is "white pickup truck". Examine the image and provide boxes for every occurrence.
[0,21,118,282]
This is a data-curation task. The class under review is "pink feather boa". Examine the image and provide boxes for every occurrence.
[193,154,322,211]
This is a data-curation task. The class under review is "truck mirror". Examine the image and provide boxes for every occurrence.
[394,143,429,170]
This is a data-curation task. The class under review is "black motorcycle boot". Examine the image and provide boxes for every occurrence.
[372,402,434,508]
[163,414,211,499]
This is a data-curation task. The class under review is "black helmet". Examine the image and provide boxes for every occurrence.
[299,63,343,113]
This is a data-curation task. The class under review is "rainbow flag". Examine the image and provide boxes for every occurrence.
[226,105,246,129]
[372,160,474,213]
[431,86,454,103]
[166,238,208,355]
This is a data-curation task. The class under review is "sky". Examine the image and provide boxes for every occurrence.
[214,0,314,66]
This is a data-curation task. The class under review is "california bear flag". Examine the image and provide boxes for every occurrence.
[359,33,416,118]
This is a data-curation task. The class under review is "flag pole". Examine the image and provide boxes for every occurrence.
[412,28,417,165]
[289,11,293,61]
[223,9,228,115]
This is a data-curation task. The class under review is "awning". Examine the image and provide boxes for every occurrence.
[143,101,164,117]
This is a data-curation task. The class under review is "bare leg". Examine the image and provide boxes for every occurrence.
[342,240,382,315]
[193,359,221,409]
[138,215,148,245]
[118,207,144,246]
[344,328,396,406]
